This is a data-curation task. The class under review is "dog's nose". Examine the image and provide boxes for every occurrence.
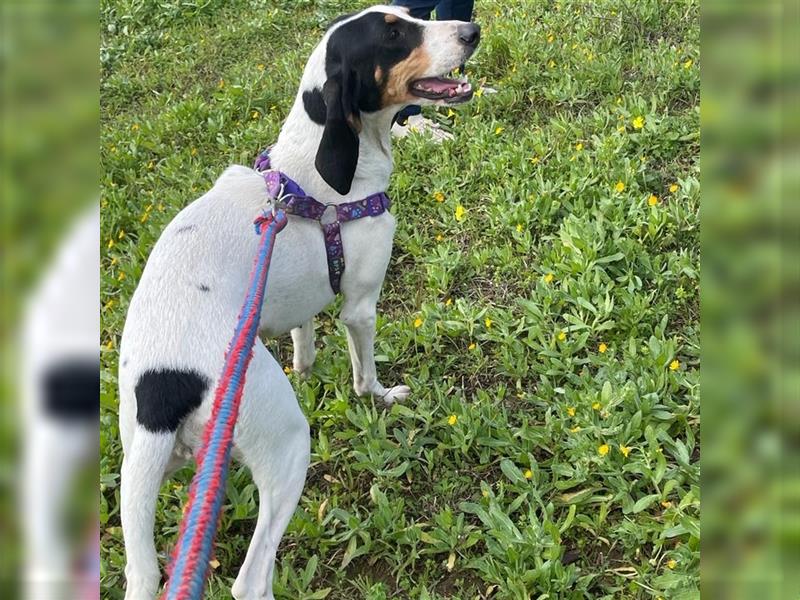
[458,23,481,47]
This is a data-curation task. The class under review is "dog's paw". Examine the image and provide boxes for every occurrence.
[380,385,411,405]
[292,362,314,379]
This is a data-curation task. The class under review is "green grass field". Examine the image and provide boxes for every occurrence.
[100,0,700,597]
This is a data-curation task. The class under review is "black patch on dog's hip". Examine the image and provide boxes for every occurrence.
[134,368,209,433]
[42,359,100,421]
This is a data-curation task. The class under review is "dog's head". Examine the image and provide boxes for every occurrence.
[301,5,481,194]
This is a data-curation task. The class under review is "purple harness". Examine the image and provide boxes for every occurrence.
[254,148,391,294]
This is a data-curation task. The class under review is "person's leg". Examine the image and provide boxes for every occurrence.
[435,0,475,22]
[393,0,436,20]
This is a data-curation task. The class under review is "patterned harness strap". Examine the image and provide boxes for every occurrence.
[254,148,391,294]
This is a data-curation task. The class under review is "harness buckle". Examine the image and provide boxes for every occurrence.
[270,181,293,216]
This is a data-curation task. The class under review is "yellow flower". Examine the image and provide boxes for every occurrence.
[548,60,556,69]
[670,359,680,371]
[592,402,601,411]
[251,110,260,119]
[598,444,610,456]
[118,272,126,281]
[468,342,476,350]
[575,142,584,151]
[257,63,265,71]
[448,414,458,426]
[617,125,626,132]
[619,445,631,458]
[667,559,677,569]
[140,212,149,223]
[107,238,115,249]
[495,126,504,135]
[148,160,155,170]
[475,87,484,97]
[218,79,225,89]
[547,34,555,43]
[614,181,626,193]
[484,317,493,328]
[570,425,582,433]
[414,317,424,328]
[482,488,489,497]
[283,366,292,374]
[529,156,540,164]
[557,330,566,341]
[118,229,125,239]
[433,191,445,202]
[648,194,659,206]
[683,59,693,69]
[445,298,452,306]
[455,204,466,222]
[661,500,673,508]
[567,407,576,417]
[544,273,554,283]
[669,183,679,193]
[131,123,139,131]
[447,108,456,118]
[436,234,443,242]
[524,469,533,479]
[599,343,608,353]
[190,147,197,156]
[516,223,523,233]
[632,116,644,129]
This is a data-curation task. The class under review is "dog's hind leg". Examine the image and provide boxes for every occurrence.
[232,343,310,600]
[121,428,175,600]
[290,319,316,378]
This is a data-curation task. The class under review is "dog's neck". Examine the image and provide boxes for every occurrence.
[269,88,399,204]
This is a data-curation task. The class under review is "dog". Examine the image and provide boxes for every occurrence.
[118,5,479,599]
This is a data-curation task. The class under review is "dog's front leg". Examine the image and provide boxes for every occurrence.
[340,297,410,404]
[290,319,316,377]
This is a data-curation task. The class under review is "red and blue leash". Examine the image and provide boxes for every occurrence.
[162,207,288,600]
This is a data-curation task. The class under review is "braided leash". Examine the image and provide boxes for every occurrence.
[162,198,288,600]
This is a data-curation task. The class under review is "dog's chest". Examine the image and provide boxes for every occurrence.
[258,211,396,336]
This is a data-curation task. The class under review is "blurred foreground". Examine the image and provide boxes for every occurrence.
[1,1,99,598]
[701,0,798,598]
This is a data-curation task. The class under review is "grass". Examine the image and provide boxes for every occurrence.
[100,0,700,598]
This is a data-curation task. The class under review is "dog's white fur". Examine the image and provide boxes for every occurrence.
[119,6,474,599]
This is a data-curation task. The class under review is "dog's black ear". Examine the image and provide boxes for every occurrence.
[315,68,361,196]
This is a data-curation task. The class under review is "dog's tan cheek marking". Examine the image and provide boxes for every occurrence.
[382,47,431,105]
[375,66,383,83]
[384,13,399,23]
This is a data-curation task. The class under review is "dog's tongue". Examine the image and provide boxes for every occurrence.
[415,76,461,92]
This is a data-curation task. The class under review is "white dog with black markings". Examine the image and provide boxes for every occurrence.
[118,5,480,599]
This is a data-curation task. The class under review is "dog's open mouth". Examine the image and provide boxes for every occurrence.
[409,76,473,104]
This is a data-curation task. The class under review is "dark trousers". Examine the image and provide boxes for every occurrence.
[392,0,475,124]
[396,0,475,21]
